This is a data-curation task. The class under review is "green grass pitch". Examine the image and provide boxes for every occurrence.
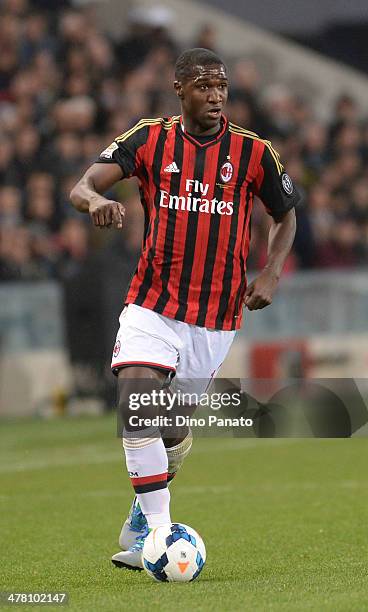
[0,415,367,611]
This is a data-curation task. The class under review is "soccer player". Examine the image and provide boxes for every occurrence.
[70,48,300,570]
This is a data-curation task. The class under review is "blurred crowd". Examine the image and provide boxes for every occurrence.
[1,0,368,282]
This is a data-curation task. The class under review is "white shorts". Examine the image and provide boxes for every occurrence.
[111,304,236,396]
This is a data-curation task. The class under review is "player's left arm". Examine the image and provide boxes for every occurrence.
[244,144,300,311]
[244,209,296,310]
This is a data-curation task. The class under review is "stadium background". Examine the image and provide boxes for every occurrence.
[1,2,368,609]
[1,0,368,415]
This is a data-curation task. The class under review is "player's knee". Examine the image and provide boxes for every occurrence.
[162,429,189,447]
[160,400,196,445]
[118,376,163,432]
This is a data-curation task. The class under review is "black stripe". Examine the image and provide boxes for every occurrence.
[154,130,184,313]
[195,133,232,327]
[133,480,168,494]
[134,128,167,306]
[231,191,251,329]
[175,147,207,321]
[122,170,151,305]
[215,138,254,329]
[139,187,150,247]
[113,124,150,176]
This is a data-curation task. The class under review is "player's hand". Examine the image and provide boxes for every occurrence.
[244,268,279,310]
[89,197,125,229]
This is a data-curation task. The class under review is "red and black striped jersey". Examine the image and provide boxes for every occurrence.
[97,115,300,331]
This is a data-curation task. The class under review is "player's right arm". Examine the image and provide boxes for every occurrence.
[70,163,126,228]
[70,120,151,228]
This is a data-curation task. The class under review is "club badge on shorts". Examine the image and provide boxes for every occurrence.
[113,339,121,358]
[281,173,294,195]
[220,161,233,183]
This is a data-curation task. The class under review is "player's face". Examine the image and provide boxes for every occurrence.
[175,64,228,134]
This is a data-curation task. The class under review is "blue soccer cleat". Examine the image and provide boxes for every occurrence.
[112,524,149,570]
[118,496,148,550]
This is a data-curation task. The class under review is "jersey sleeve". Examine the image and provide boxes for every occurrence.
[254,144,301,221]
[96,121,150,178]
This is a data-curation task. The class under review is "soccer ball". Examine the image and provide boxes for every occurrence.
[142,523,206,582]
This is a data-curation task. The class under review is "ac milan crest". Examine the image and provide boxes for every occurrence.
[113,339,121,358]
[220,161,233,183]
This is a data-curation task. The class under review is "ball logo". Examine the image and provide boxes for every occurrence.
[113,339,121,358]
[281,173,294,195]
[220,161,233,183]
[177,561,189,574]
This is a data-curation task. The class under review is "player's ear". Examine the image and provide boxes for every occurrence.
[174,80,184,99]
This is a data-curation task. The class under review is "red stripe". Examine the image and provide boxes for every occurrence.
[220,143,251,329]
[204,133,242,328]
[254,162,264,192]
[142,123,177,310]
[241,194,254,261]
[135,143,146,177]
[135,146,151,252]
[127,125,161,302]
[224,139,264,328]
[144,125,163,206]
[131,472,168,485]
[248,140,265,190]
[226,188,252,329]
[111,360,176,372]
[184,143,219,322]
[161,139,196,319]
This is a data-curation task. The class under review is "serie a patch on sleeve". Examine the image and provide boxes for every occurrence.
[100,142,118,159]
[281,172,294,195]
